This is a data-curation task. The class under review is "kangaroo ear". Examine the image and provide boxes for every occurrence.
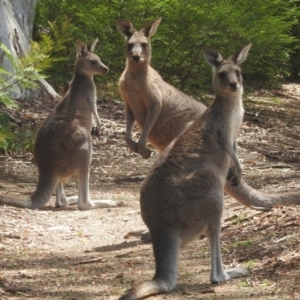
[76,39,88,57]
[232,43,252,65]
[202,47,223,67]
[117,20,136,38]
[88,38,99,53]
[142,17,162,37]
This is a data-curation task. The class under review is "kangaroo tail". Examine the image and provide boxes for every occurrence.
[0,196,33,209]
[225,178,300,210]
[0,173,58,209]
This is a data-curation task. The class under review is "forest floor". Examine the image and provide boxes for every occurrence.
[0,84,300,300]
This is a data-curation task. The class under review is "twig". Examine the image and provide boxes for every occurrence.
[73,257,105,265]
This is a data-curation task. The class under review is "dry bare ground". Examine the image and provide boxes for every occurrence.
[0,84,300,300]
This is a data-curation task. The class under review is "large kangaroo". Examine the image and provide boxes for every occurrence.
[117,18,300,209]
[119,43,251,300]
[0,39,123,210]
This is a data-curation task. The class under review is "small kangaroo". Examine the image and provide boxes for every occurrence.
[119,44,251,300]
[0,39,123,210]
[117,18,300,210]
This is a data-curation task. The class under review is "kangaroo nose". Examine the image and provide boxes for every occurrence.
[229,82,238,90]
[132,55,140,62]
[103,66,109,73]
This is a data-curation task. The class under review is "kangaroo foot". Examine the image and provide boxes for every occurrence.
[138,146,152,159]
[78,199,124,210]
[211,266,249,284]
[56,196,79,207]
[224,266,249,280]
[126,140,139,154]
[124,229,152,243]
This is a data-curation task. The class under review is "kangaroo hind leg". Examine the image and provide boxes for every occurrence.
[55,182,78,207]
[30,170,59,209]
[119,227,181,300]
[208,222,249,284]
[77,169,123,210]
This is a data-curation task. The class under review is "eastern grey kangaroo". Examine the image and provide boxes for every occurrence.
[0,39,123,210]
[117,18,300,210]
[119,44,251,300]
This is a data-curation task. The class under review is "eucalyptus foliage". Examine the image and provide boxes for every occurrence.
[35,0,299,96]
[0,44,37,108]
[0,24,69,151]
[0,43,37,151]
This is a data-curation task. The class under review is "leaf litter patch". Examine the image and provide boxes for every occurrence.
[0,85,300,299]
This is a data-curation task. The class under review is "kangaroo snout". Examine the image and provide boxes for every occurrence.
[131,44,144,62]
[96,62,109,75]
[101,65,109,74]
[228,81,238,90]
[132,55,141,62]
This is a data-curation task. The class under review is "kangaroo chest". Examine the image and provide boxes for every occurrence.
[229,105,244,142]
[119,73,156,125]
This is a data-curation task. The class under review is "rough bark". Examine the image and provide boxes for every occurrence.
[0,0,58,100]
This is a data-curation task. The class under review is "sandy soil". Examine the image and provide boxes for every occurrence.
[0,84,300,299]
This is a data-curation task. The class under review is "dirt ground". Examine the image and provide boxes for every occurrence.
[0,84,300,300]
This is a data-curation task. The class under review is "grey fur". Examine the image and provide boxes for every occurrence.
[119,44,251,300]
[0,39,123,210]
[117,18,300,214]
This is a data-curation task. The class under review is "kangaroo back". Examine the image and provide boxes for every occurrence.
[119,44,252,300]
[0,39,124,210]
[118,19,300,212]
[117,18,207,158]
[34,39,109,177]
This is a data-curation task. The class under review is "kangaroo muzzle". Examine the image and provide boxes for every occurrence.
[132,55,141,62]
[131,44,144,62]
[101,64,109,73]
[228,81,238,91]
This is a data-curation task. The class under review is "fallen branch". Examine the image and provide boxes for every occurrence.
[73,257,105,265]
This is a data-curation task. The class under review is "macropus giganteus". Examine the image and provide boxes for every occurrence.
[0,39,123,210]
[117,18,300,210]
[119,44,251,300]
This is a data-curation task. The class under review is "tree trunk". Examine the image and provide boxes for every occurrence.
[0,0,58,100]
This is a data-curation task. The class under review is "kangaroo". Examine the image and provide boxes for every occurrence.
[0,39,123,210]
[117,18,300,212]
[119,44,251,300]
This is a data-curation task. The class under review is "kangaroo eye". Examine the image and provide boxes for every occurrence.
[127,43,134,50]
[236,70,240,76]
[218,71,226,79]
[90,60,97,65]
[142,43,147,48]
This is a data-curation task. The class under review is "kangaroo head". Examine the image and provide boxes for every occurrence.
[75,39,109,77]
[203,43,252,94]
[117,18,162,63]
